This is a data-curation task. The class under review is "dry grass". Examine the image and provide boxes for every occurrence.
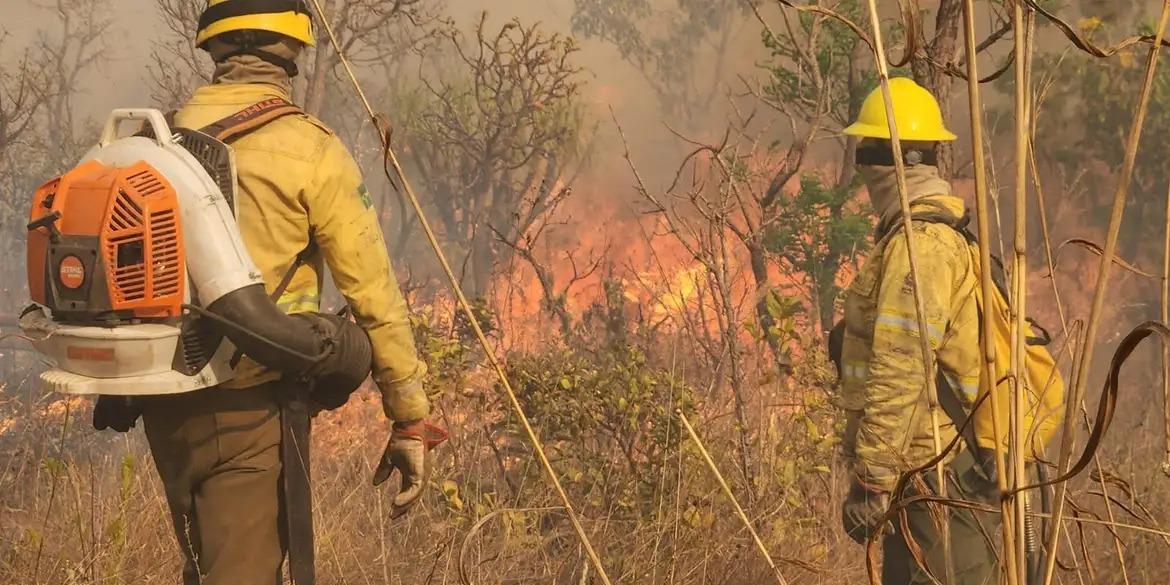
[1,325,1169,585]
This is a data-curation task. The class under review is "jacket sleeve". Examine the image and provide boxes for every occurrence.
[305,135,430,421]
[854,226,960,490]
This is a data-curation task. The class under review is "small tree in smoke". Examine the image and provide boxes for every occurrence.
[394,14,592,299]
[0,36,47,161]
[0,33,47,313]
[298,0,443,118]
[147,0,209,109]
[763,174,870,334]
[749,0,873,349]
[1030,17,1170,257]
[609,0,880,490]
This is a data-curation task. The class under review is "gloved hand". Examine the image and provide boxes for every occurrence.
[841,479,891,544]
[373,420,447,517]
[92,395,142,433]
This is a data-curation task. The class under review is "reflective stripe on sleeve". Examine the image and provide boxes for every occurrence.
[874,313,944,344]
[943,372,980,400]
[842,362,869,381]
[277,293,321,313]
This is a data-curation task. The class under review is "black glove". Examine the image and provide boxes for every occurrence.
[828,319,846,380]
[92,395,142,433]
[841,479,891,544]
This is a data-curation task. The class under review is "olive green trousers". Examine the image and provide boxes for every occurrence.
[882,450,1001,585]
[143,385,286,585]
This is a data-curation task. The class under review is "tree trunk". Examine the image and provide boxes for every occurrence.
[713,225,754,493]
[521,251,575,339]
[467,226,495,300]
[302,6,335,117]
[748,239,792,376]
[602,279,628,346]
[912,0,963,180]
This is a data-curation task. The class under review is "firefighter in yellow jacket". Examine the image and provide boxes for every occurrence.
[90,3,436,584]
[837,78,1000,584]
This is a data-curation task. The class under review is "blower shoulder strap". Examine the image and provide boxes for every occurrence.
[195,97,316,301]
[198,97,304,144]
[139,98,304,144]
[191,97,316,301]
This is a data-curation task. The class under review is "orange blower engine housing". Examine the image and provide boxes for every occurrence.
[28,160,186,324]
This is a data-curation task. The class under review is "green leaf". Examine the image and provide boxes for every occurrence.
[42,456,66,476]
[120,455,135,497]
[802,416,820,440]
[441,479,464,511]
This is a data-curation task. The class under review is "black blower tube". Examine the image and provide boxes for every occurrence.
[188,284,373,403]
[206,284,325,372]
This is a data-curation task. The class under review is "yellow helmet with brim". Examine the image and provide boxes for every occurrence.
[843,77,956,142]
[196,0,316,48]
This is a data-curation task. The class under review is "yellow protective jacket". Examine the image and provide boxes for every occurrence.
[174,78,430,421]
[839,193,980,491]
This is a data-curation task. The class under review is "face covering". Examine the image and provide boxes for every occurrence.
[207,37,303,92]
[858,163,952,224]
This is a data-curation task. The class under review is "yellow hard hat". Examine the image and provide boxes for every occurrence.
[197,0,316,48]
[843,77,956,142]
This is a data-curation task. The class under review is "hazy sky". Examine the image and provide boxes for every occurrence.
[0,1,675,133]
[1,0,158,116]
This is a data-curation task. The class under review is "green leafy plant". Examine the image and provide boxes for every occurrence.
[764,173,871,333]
[502,343,696,515]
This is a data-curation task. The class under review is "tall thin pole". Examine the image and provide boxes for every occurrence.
[1009,2,1033,583]
[961,0,1020,582]
[678,410,789,585]
[1164,177,1170,476]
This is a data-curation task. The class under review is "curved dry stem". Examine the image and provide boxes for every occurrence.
[1049,238,1155,279]
[457,506,568,585]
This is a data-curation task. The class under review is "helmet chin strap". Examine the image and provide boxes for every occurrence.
[219,47,300,78]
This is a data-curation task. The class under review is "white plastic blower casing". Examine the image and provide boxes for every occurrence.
[23,109,265,395]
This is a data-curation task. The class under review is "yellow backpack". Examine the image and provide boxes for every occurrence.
[964,241,1066,460]
[904,210,1066,460]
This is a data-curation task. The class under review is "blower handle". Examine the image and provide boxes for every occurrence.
[99,109,173,147]
[26,210,62,243]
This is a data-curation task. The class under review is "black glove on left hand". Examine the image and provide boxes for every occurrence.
[841,479,891,544]
[92,395,142,433]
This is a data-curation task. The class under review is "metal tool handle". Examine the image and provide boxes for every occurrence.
[99,109,172,147]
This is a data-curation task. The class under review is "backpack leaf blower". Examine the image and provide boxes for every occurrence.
[22,108,371,398]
